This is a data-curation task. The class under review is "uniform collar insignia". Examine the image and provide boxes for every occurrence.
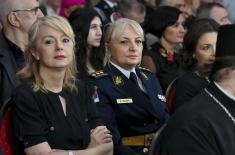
[141,72,149,80]
[113,76,123,86]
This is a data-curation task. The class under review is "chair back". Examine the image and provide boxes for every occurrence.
[164,79,177,114]
[148,124,167,155]
[0,98,14,155]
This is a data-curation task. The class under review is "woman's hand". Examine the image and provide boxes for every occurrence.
[88,126,113,148]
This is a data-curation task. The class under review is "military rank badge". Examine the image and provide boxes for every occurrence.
[113,76,123,86]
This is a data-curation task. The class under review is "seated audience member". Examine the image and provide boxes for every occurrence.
[221,0,235,23]
[0,0,44,107]
[142,6,186,93]
[113,0,146,25]
[157,24,235,155]
[159,0,197,29]
[59,0,85,18]
[171,18,219,114]
[11,16,113,155]
[94,0,118,24]
[184,0,200,17]
[159,0,189,18]
[196,2,232,25]
[85,0,101,8]
[69,8,105,80]
[40,0,61,16]
[91,18,168,155]
[142,0,157,26]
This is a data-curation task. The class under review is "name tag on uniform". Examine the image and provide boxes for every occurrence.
[116,98,133,104]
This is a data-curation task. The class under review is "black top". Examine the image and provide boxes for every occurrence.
[148,42,182,93]
[0,33,20,107]
[11,80,103,153]
[171,71,209,113]
[158,82,235,155]
[4,34,25,69]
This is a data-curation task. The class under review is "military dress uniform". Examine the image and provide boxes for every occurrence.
[91,63,169,155]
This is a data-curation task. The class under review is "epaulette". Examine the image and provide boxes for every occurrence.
[138,67,152,73]
[91,70,108,78]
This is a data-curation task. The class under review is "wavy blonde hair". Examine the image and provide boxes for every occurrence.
[17,16,78,92]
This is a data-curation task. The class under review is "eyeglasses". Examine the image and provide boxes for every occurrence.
[12,6,40,14]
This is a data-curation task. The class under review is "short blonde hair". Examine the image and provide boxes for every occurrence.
[17,16,78,92]
[104,18,144,44]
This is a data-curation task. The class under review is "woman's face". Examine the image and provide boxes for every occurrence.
[87,16,102,48]
[32,25,74,71]
[195,32,217,67]
[108,25,143,70]
[162,14,186,47]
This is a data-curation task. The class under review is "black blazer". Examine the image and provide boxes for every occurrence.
[0,33,19,107]
[95,0,116,23]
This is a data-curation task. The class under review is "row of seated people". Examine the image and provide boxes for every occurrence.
[2,18,235,154]
[0,16,168,155]
[0,0,235,153]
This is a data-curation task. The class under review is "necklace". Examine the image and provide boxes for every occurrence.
[195,71,210,83]
[204,88,235,125]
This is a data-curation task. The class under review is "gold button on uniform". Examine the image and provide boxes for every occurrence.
[143,147,149,153]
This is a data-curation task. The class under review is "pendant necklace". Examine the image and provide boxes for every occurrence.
[204,88,235,125]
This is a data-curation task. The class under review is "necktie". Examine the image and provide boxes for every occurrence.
[130,72,140,89]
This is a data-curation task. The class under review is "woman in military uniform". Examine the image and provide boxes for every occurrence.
[91,18,169,155]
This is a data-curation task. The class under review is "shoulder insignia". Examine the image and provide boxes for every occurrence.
[139,67,152,80]
[91,70,108,78]
[141,72,149,80]
[138,67,152,73]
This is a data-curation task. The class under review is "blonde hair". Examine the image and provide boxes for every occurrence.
[104,18,144,44]
[103,18,144,64]
[17,16,78,92]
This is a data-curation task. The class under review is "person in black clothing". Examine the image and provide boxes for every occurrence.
[0,0,44,108]
[69,8,105,80]
[157,24,235,155]
[94,0,117,24]
[11,16,113,155]
[142,6,186,93]
[171,18,219,114]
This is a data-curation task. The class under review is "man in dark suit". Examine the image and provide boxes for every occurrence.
[0,0,44,107]
[94,0,118,24]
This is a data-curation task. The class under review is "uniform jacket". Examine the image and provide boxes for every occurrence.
[0,33,19,107]
[91,63,168,155]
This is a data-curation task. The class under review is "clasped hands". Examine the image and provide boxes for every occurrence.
[88,126,113,148]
